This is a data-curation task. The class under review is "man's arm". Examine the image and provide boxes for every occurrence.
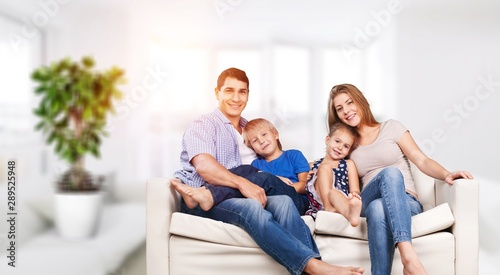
[192,153,267,206]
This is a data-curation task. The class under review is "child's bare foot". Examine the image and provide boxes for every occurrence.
[170,179,214,211]
[304,258,364,274]
[347,193,362,227]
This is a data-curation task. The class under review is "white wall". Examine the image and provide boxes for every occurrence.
[392,6,500,273]
[395,7,500,178]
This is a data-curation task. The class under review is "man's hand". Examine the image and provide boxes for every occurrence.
[238,178,267,207]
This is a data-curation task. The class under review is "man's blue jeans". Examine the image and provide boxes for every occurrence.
[204,165,310,215]
[360,167,423,275]
[182,195,321,275]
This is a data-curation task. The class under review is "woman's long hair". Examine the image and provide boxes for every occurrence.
[327,84,379,132]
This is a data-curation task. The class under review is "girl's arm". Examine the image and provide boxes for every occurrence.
[346,159,360,195]
[316,163,335,211]
[398,131,473,185]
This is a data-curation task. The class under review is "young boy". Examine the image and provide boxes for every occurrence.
[243,118,310,195]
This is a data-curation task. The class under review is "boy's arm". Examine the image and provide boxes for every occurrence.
[290,150,312,194]
[192,153,267,207]
[346,159,360,195]
[292,172,308,194]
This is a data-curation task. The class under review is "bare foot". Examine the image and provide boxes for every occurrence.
[347,193,362,227]
[170,179,214,211]
[304,258,364,275]
[398,242,428,275]
[403,260,428,275]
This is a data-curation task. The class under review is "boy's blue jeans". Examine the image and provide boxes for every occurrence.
[360,167,423,275]
[204,165,310,215]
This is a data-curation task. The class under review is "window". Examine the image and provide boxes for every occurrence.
[0,15,43,182]
[148,45,210,114]
[0,16,41,141]
[272,45,310,114]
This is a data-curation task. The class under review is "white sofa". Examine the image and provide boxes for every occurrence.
[146,164,479,275]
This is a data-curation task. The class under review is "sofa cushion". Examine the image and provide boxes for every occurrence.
[314,203,455,240]
[169,212,315,248]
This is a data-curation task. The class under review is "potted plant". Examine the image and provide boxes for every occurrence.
[32,56,125,239]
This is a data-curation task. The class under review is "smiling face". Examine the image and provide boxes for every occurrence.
[215,77,249,121]
[246,127,280,159]
[332,92,361,127]
[328,84,378,131]
[325,129,355,161]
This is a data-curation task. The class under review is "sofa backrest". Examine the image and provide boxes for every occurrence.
[409,162,436,211]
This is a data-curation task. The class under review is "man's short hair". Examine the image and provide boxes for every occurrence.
[216,67,249,90]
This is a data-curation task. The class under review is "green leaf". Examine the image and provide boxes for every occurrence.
[55,138,64,154]
[34,120,46,131]
[82,56,95,68]
[47,132,57,144]
[31,55,126,183]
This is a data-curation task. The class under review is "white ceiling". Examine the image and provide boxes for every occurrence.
[1,0,499,45]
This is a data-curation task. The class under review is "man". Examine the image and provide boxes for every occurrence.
[172,67,364,275]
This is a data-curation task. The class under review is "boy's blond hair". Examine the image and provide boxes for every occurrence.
[243,118,282,150]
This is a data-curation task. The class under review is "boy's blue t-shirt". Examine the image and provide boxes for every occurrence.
[251,149,310,182]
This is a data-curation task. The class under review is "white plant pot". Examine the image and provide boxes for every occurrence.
[55,191,103,240]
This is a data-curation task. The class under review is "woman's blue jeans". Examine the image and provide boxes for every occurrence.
[182,195,320,275]
[360,167,423,275]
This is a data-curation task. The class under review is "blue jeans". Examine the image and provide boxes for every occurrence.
[182,195,320,275]
[360,167,423,275]
[204,165,310,215]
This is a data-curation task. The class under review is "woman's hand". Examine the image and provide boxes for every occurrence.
[444,171,474,185]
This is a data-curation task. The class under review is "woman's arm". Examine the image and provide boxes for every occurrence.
[398,131,473,185]
[346,159,361,194]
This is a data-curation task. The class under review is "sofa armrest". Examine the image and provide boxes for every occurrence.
[146,178,180,275]
[435,178,479,275]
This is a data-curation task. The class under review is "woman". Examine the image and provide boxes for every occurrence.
[327,84,473,275]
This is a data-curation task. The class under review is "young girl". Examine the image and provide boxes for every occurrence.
[305,122,362,227]
[243,118,310,195]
